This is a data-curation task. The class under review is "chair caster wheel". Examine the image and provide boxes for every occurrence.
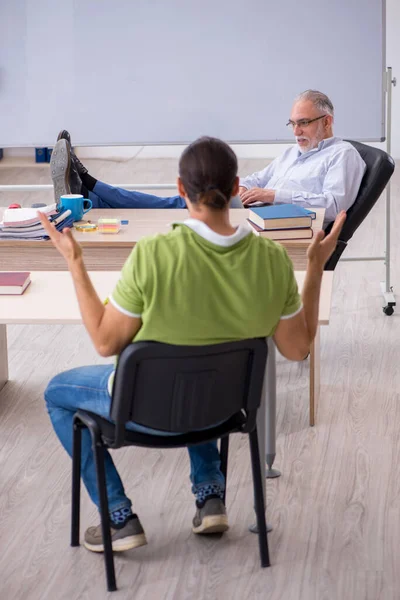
[383,305,394,316]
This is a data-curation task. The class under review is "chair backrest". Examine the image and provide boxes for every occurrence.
[110,339,268,442]
[324,141,394,270]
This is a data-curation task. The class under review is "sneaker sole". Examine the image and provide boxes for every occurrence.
[84,533,147,553]
[50,139,71,205]
[192,515,229,534]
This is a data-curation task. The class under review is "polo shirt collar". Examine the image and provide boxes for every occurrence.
[179,218,252,247]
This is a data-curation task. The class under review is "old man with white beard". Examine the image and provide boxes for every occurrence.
[239,90,366,227]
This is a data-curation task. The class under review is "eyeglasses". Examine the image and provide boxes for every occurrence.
[286,115,326,129]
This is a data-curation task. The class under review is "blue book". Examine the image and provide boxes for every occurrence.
[248,204,315,230]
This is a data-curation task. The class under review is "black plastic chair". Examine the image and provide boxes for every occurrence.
[324,141,395,270]
[70,339,269,592]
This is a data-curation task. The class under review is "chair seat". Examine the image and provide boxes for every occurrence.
[76,409,246,449]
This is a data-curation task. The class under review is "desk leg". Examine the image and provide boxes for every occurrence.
[309,327,320,427]
[257,374,267,502]
[266,340,280,478]
[249,339,276,534]
[0,324,9,392]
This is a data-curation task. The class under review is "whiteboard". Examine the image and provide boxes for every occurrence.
[0,0,385,147]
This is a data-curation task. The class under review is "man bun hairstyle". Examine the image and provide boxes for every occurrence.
[179,136,238,210]
[201,184,228,210]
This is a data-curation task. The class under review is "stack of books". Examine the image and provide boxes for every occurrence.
[0,204,74,239]
[247,205,316,240]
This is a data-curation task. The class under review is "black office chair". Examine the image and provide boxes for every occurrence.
[70,339,269,592]
[324,141,395,271]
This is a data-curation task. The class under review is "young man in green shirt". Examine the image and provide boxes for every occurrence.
[41,136,345,553]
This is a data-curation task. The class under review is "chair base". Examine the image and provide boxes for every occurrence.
[266,468,281,479]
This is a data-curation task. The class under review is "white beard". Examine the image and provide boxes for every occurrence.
[296,123,325,153]
[296,138,313,153]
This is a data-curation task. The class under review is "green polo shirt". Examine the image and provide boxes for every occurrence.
[109,219,302,346]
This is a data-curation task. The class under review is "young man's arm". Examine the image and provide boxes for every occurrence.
[39,213,141,357]
[273,212,346,360]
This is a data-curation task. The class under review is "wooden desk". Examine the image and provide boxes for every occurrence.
[0,207,325,272]
[0,270,333,427]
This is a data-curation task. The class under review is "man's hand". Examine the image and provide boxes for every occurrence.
[38,212,82,265]
[307,211,346,272]
[240,187,275,206]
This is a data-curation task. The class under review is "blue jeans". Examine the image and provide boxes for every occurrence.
[89,180,243,209]
[44,365,225,514]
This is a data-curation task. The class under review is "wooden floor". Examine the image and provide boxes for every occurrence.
[0,155,399,600]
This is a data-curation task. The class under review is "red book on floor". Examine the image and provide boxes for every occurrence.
[0,272,31,295]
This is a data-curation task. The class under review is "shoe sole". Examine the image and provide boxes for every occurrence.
[84,533,147,553]
[192,515,229,534]
[50,139,71,205]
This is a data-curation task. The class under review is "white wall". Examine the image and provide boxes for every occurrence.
[3,0,400,160]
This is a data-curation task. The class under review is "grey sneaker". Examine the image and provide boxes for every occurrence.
[84,515,147,553]
[50,139,71,205]
[192,498,229,534]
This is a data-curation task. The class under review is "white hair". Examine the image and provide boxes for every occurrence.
[295,90,334,118]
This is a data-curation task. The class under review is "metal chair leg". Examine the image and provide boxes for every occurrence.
[220,436,229,505]
[71,419,82,547]
[249,427,270,568]
[92,437,117,592]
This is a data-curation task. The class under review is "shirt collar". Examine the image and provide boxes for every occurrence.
[175,218,252,247]
[296,135,341,158]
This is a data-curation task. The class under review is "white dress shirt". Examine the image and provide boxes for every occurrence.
[240,137,366,226]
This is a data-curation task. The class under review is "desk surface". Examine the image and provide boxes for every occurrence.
[0,207,325,248]
[0,270,333,325]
